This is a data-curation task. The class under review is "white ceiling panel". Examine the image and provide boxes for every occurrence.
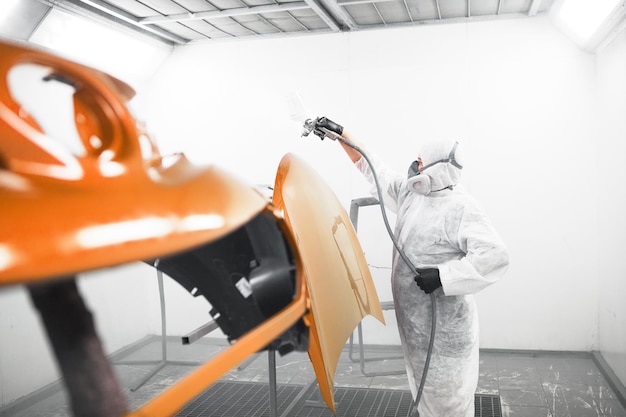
[12,0,556,45]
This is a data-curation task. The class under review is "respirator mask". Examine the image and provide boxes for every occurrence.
[407,141,463,195]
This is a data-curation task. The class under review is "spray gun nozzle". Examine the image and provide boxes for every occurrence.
[301,118,318,137]
[301,118,341,141]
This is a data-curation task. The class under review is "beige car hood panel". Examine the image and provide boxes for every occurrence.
[273,153,384,412]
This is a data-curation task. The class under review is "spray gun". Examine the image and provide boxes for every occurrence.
[287,92,342,141]
[301,117,343,141]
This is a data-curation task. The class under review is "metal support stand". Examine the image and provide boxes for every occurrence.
[268,349,278,417]
[348,197,406,377]
[115,262,201,391]
[182,320,219,345]
[266,348,333,417]
[348,309,405,376]
[303,385,333,409]
[237,352,261,371]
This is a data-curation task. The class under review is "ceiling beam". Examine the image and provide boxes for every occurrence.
[319,0,359,30]
[185,27,331,44]
[528,0,543,16]
[359,11,532,29]
[257,13,285,32]
[402,0,413,22]
[372,2,385,24]
[47,0,186,44]
[337,0,396,6]
[182,8,534,44]
[139,2,311,24]
[434,0,441,19]
[302,0,342,31]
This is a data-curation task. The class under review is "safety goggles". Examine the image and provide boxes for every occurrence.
[407,141,463,179]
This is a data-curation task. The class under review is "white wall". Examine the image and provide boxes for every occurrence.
[597,30,626,386]
[135,15,600,351]
[0,264,152,406]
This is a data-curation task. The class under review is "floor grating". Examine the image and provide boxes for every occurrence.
[474,394,502,417]
[175,381,502,417]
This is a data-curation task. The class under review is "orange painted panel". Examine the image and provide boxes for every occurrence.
[0,40,268,284]
[273,153,385,412]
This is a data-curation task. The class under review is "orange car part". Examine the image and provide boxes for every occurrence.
[0,40,270,283]
[0,39,308,417]
[273,153,385,412]
[0,38,383,417]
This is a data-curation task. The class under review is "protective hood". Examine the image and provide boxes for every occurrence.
[407,138,464,195]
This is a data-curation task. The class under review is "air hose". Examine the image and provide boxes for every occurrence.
[335,135,436,412]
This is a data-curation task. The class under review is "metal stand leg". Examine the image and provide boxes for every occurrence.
[304,386,333,409]
[268,349,278,417]
[266,349,334,417]
[237,352,261,371]
[348,198,406,377]
[347,321,405,376]
[279,379,320,416]
[115,263,200,391]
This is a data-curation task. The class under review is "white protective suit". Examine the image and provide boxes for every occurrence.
[354,138,509,417]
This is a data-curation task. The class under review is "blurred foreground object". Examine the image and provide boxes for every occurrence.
[0,38,382,416]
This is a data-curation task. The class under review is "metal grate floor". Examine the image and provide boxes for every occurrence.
[175,381,502,417]
[475,394,502,417]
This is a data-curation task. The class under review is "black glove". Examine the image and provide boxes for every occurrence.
[414,268,442,294]
[314,117,343,140]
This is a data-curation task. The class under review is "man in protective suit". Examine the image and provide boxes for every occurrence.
[313,117,510,417]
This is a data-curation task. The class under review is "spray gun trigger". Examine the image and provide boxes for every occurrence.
[318,127,341,141]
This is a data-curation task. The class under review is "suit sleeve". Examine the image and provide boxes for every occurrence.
[438,204,510,296]
[354,154,405,214]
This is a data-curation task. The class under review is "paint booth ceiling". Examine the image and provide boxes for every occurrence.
[19,0,554,45]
